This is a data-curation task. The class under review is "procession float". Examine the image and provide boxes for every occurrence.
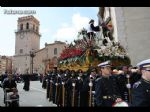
[58,19,131,72]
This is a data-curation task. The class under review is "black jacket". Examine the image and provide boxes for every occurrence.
[3,78,17,89]
[95,75,121,107]
[131,78,150,106]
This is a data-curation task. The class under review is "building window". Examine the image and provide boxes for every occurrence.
[33,25,35,30]
[20,49,23,54]
[54,48,57,55]
[36,26,38,32]
[26,23,29,29]
[20,24,23,30]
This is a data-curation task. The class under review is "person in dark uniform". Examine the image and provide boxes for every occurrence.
[130,67,141,87]
[64,70,72,107]
[46,71,52,99]
[76,69,84,107]
[55,69,62,106]
[42,73,48,89]
[23,71,30,91]
[95,61,122,107]
[115,66,131,103]
[48,70,54,102]
[80,68,97,106]
[40,73,43,83]
[131,59,150,106]
[65,70,79,107]
[71,70,85,107]
[62,69,71,106]
[51,68,57,104]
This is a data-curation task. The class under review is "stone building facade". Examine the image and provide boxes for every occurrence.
[33,41,66,74]
[98,7,150,66]
[0,56,12,75]
[13,15,66,74]
[13,15,41,74]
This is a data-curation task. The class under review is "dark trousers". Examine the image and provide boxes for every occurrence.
[42,80,46,89]
[23,81,30,91]
[46,82,50,98]
[80,91,89,106]
[87,32,95,39]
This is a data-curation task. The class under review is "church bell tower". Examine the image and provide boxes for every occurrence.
[14,15,41,74]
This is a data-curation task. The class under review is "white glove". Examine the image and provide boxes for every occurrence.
[72,83,76,87]
[126,84,131,89]
[92,91,95,94]
[55,83,58,86]
[89,82,93,87]
[126,75,130,78]
[78,77,80,80]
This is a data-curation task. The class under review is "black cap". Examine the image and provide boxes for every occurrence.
[89,19,94,24]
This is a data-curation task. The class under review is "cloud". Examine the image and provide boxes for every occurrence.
[52,13,90,43]
[61,23,69,27]
[72,13,90,30]
[53,27,76,43]
[40,28,50,33]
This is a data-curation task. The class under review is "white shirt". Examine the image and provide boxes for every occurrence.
[87,23,94,33]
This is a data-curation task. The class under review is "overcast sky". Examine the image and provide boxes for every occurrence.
[0,7,99,56]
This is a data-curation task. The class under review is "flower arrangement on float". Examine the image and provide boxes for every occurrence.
[58,28,131,71]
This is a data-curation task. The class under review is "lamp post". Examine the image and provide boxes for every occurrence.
[30,50,35,75]
[48,59,51,69]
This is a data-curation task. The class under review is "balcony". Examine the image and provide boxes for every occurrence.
[15,29,41,36]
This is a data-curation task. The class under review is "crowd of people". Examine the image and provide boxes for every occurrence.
[42,59,150,107]
[0,59,150,107]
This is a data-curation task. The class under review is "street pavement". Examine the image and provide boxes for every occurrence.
[0,81,57,107]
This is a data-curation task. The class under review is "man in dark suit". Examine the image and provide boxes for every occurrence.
[131,59,150,106]
[95,61,122,107]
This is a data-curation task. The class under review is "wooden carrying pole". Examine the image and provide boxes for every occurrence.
[55,77,58,104]
[72,82,76,107]
[89,78,93,107]
[62,82,65,107]
[49,78,53,101]
[126,74,131,103]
